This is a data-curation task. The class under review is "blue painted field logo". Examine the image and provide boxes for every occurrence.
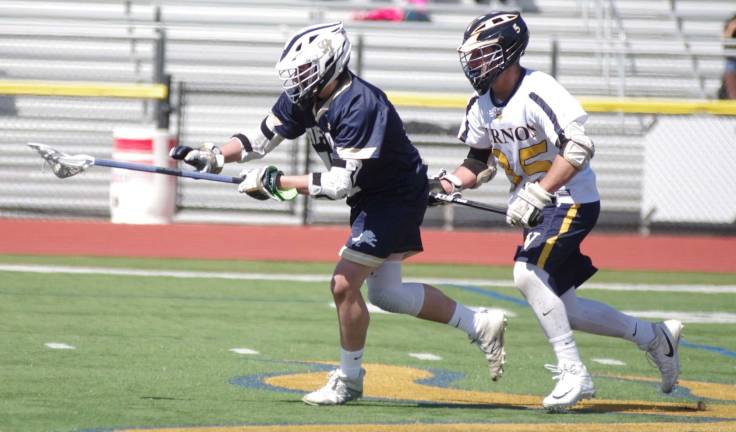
[114,363,736,431]
[231,362,736,421]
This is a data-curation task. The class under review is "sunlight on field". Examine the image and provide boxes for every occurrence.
[1,256,734,432]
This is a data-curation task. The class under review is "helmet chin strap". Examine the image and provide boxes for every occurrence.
[296,92,317,110]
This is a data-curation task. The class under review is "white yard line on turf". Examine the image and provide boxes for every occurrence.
[591,358,626,366]
[623,310,736,324]
[1,264,735,294]
[45,342,75,350]
[409,353,443,361]
[229,348,259,355]
[328,302,518,318]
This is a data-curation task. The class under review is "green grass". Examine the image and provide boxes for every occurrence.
[0,255,735,432]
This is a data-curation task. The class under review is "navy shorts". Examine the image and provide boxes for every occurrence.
[514,201,600,296]
[339,195,427,268]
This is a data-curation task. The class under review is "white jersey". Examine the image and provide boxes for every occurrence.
[458,69,599,205]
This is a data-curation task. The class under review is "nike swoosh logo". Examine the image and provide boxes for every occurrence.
[542,309,552,316]
[553,388,573,399]
[632,323,638,337]
[455,318,462,329]
[662,329,675,357]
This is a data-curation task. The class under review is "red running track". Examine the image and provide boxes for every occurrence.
[2,218,734,273]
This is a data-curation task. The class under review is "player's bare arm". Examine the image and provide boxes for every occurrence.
[220,138,250,163]
[445,166,477,191]
[431,147,497,199]
[537,154,581,193]
[277,174,310,194]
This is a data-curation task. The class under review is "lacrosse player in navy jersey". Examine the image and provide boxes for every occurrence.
[170,22,507,406]
[431,11,684,411]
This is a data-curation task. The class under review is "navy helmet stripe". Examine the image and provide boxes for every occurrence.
[529,92,564,146]
[460,95,479,143]
[280,23,337,61]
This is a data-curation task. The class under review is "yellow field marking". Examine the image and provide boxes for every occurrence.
[0,80,167,99]
[118,363,736,432]
[265,364,736,419]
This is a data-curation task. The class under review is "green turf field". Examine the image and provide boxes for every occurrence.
[1,255,735,432]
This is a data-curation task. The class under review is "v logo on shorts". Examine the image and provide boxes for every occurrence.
[351,230,377,247]
[524,232,540,250]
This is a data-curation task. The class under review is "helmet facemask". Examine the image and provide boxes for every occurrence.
[279,61,320,105]
[458,12,529,95]
[276,22,352,108]
[459,43,505,94]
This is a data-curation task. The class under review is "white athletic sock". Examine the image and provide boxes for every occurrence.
[448,303,478,338]
[560,290,656,349]
[339,347,364,380]
[550,331,582,364]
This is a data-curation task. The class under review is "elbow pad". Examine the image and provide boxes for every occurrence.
[233,113,285,162]
[308,159,362,200]
[560,122,595,169]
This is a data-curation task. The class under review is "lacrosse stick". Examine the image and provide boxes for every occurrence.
[28,143,242,184]
[429,192,544,227]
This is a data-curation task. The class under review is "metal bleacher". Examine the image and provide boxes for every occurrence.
[0,0,731,229]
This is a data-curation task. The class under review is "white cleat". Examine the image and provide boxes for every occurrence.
[302,369,365,406]
[542,361,596,412]
[471,308,507,381]
[646,319,683,393]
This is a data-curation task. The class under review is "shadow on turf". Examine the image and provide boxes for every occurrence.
[277,399,703,416]
[406,401,700,415]
[572,401,703,415]
[140,395,195,401]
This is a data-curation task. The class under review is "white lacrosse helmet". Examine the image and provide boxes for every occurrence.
[276,22,352,107]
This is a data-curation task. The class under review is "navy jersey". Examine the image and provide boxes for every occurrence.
[269,71,427,204]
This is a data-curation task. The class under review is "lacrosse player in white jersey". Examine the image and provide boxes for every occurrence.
[170,22,507,406]
[431,11,683,411]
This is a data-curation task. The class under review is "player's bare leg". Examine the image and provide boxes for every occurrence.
[302,258,374,406]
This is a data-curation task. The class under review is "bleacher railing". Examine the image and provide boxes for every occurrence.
[1,0,735,233]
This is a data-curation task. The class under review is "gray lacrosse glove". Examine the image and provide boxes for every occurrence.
[506,182,553,228]
[169,143,225,174]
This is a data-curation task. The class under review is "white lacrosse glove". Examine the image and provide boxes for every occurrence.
[238,165,297,202]
[428,169,463,207]
[506,182,553,228]
[169,143,225,174]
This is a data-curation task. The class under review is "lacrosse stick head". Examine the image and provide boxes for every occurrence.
[28,143,94,179]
